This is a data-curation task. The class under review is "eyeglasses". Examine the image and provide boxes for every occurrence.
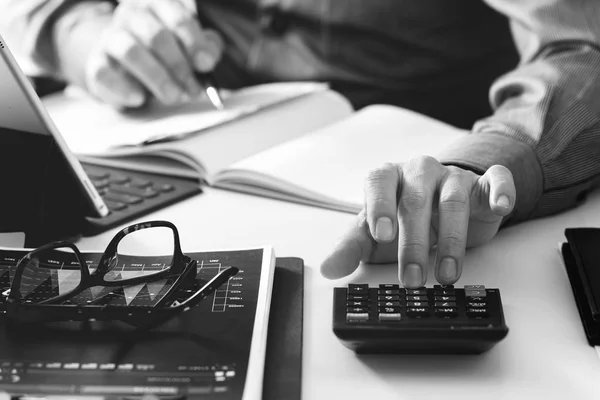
[4,220,238,329]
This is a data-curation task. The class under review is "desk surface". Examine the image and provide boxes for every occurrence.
[69,185,600,399]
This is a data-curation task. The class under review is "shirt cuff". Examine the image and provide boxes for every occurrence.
[436,132,543,225]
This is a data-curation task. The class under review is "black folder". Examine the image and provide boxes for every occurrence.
[264,257,304,400]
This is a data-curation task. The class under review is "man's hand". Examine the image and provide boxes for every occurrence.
[321,156,516,288]
[84,0,224,108]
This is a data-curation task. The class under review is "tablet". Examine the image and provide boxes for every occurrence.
[0,34,108,236]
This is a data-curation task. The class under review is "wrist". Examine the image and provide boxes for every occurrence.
[52,2,115,88]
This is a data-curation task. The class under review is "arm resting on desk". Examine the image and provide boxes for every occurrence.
[438,0,600,225]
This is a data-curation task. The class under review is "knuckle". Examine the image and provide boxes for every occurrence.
[411,155,439,171]
[401,239,429,256]
[439,189,469,210]
[438,234,465,253]
[400,191,428,211]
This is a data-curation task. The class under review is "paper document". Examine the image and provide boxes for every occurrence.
[43,82,328,155]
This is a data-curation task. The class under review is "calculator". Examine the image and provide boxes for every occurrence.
[333,284,508,354]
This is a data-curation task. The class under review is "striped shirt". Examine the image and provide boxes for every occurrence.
[2,0,600,225]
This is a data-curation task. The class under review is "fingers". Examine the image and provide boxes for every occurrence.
[104,24,184,105]
[481,164,516,216]
[321,211,374,279]
[434,171,471,285]
[126,7,202,97]
[364,163,401,243]
[149,0,224,72]
[397,157,443,288]
[85,52,146,108]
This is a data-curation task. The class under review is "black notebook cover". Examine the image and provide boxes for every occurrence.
[263,257,304,400]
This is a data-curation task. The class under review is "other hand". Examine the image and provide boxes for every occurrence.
[321,156,516,288]
[85,0,224,108]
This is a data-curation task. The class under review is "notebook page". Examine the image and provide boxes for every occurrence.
[215,105,468,211]
[42,82,328,155]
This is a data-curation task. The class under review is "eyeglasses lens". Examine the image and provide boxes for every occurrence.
[18,246,82,304]
[104,226,176,283]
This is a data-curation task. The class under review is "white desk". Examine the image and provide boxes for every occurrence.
[71,185,600,399]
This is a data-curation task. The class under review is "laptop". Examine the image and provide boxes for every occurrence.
[0,35,201,246]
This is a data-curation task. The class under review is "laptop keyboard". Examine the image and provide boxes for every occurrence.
[81,163,202,235]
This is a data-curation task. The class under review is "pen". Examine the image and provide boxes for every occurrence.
[196,73,225,110]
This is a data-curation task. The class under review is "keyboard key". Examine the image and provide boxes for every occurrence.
[407,307,430,317]
[378,307,402,313]
[129,178,153,188]
[103,200,128,211]
[435,307,458,318]
[347,300,369,307]
[347,307,369,313]
[348,284,369,295]
[378,313,402,322]
[378,301,401,307]
[466,308,489,318]
[109,185,159,199]
[379,289,400,295]
[407,295,427,301]
[379,284,400,290]
[405,289,427,295]
[465,290,487,298]
[108,175,130,185]
[467,302,487,308]
[346,313,369,322]
[378,295,400,301]
[434,296,456,302]
[434,301,456,308]
[433,285,454,289]
[348,295,369,301]
[407,301,428,307]
[103,193,143,205]
[159,184,175,192]
[464,285,486,290]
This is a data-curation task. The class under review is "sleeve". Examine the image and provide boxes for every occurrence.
[0,0,115,76]
[436,0,600,225]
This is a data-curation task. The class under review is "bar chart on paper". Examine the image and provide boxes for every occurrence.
[0,247,272,400]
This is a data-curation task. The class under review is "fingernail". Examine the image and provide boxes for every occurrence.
[496,194,510,208]
[402,263,423,288]
[195,52,216,71]
[438,257,457,283]
[374,217,394,242]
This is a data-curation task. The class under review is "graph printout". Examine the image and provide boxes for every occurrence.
[0,247,273,400]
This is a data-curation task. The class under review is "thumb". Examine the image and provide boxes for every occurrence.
[478,164,516,216]
[321,211,373,279]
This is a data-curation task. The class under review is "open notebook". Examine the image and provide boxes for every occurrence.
[44,85,467,214]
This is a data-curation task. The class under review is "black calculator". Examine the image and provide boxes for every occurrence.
[333,284,508,354]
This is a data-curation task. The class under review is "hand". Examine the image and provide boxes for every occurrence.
[84,0,224,108]
[321,156,516,288]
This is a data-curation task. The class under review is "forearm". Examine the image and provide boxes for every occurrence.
[438,43,600,224]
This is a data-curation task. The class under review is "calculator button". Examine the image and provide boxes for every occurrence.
[347,301,369,307]
[467,302,487,308]
[378,295,400,302]
[348,284,369,294]
[467,296,486,302]
[379,289,401,295]
[347,307,369,313]
[405,289,427,295]
[466,308,489,318]
[465,289,487,298]
[348,295,369,301]
[435,307,458,318]
[407,307,430,317]
[378,301,401,307]
[434,296,456,302]
[378,313,402,322]
[379,284,400,290]
[434,301,456,308]
[407,295,428,301]
[346,313,370,322]
[378,307,402,313]
[464,285,486,290]
[407,301,429,307]
[433,289,455,296]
